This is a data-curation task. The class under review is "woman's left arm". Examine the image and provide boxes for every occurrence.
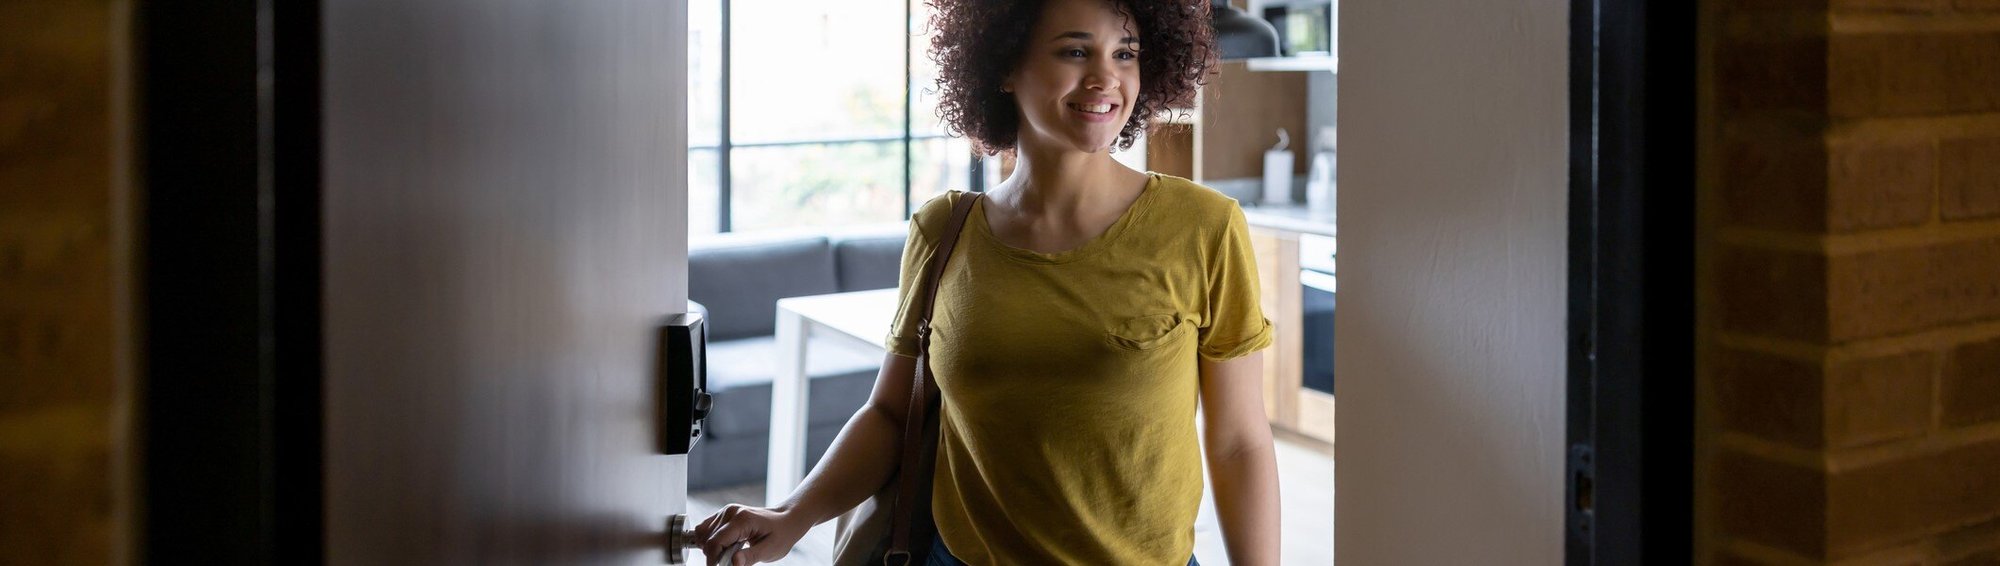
[1199,350,1281,566]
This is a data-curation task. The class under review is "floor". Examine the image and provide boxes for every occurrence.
[687,431,1335,565]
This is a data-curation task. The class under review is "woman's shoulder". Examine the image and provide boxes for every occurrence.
[1144,172,1247,227]
[908,190,976,241]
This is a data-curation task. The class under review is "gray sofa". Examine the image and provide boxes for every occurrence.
[687,225,907,490]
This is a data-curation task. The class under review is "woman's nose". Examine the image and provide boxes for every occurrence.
[1084,63,1120,92]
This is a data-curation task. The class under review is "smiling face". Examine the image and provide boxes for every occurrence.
[1002,0,1143,154]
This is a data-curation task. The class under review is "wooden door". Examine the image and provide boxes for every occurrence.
[322,0,690,563]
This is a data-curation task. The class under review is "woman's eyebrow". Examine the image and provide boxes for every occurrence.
[1050,31,1140,45]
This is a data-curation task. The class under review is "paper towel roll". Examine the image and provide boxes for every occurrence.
[1264,150,1294,205]
[1263,128,1294,205]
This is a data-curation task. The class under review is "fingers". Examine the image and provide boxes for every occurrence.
[696,504,741,564]
[702,510,763,564]
[710,539,743,566]
[706,534,764,566]
[695,504,796,565]
[693,504,738,542]
[733,539,788,565]
[701,520,745,563]
[722,540,750,565]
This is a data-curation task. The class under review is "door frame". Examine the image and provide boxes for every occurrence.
[138,0,1694,562]
[139,0,323,563]
[1564,0,1696,563]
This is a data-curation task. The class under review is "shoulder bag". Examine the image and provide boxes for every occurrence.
[830,191,982,566]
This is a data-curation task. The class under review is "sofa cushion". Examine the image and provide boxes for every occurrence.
[702,335,882,437]
[688,235,838,341]
[687,424,842,491]
[830,230,909,292]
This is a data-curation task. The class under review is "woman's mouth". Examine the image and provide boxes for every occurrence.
[1067,102,1119,123]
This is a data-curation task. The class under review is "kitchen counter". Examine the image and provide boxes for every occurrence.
[1241,200,1338,446]
[1240,201,1337,238]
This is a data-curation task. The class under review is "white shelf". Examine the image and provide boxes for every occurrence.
[1243,55,1338,73]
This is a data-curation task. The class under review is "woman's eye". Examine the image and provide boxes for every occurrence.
[1116,51,1138,61]
[1063,48,1087,58]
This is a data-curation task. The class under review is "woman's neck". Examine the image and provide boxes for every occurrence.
[993,141,1139,219]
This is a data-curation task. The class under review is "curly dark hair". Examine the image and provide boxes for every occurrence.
[926,0,1215,154]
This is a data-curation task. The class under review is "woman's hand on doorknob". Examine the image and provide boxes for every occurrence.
[691,503,810,565]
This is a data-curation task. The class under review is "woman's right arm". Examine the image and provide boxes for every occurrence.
[691,351,920,565]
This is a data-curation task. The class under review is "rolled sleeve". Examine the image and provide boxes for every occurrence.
[1197,206,1275,361]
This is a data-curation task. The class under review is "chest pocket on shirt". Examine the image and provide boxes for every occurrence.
[1105,313,1191,351]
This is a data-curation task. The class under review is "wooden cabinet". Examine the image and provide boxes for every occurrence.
[1250,226,1333,446]
[1142,62,1311,185]
[1252,227,1297,425]
[1298,382,1337,446]
[1148,59,1327,446]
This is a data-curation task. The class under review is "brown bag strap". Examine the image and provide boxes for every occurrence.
[887,191,981,562]
[916,194,981,343]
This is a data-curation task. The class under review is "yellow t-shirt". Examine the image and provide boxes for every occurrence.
[883,172,1275,565]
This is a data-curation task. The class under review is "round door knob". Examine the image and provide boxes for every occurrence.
[665,514,742,565]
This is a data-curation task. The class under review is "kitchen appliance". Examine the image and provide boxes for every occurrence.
[1263,1,1335,57]
[1306,126,1335,213]
[1212,0,1283,59]
[1299,233,1336,395]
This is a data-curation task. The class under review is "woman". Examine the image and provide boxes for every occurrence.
[694,0,1280,563]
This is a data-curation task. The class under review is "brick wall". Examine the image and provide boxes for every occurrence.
[1703,0,2000,563]
[0,1,136,564]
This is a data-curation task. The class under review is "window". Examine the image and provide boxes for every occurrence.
[689,0,973,235]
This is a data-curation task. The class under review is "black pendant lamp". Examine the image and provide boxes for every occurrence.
[1210,0,1282,60]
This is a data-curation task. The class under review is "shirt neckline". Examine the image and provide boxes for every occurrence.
[968,171,1160,265]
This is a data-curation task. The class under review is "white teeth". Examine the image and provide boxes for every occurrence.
[1071,103,1112,114]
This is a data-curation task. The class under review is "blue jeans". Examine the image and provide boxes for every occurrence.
[927,536,1199,566]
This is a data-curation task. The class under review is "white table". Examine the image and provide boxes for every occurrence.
[766,288,901,505]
